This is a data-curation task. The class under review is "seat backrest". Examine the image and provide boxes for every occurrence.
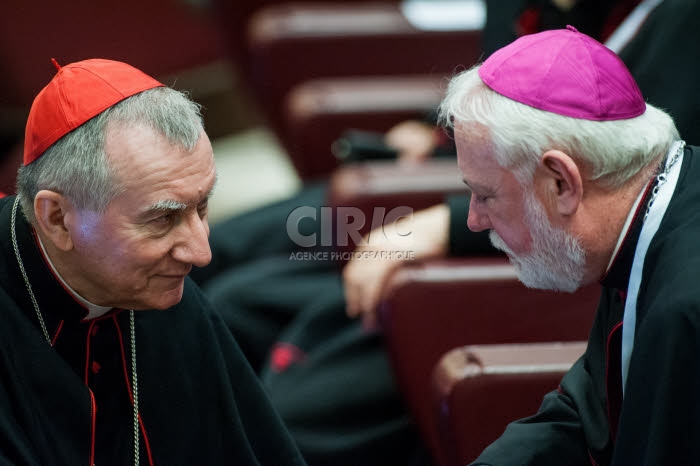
[245,2,482,152]
[377,258,599,466]
[327,159,467,252]
[284,75,445,178]
[433,341,587,466]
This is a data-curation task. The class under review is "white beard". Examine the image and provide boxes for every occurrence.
[489,193,586,292]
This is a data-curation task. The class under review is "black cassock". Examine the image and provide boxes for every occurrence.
[472,145,700,466]
[0,195,306,466]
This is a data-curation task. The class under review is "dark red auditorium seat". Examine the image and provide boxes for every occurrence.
[0,0,226,193]
[284,75,446,178]
[213,0,404,68]
[0,139,22,195]
[326,159,466,252]
[433,341,587,466]
[0,0,223,109]
[377,258,599,466]
[245,2,483,174]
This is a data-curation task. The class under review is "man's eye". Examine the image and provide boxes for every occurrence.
[152,213,174,225]
[475,194,490,203]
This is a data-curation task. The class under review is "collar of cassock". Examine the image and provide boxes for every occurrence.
[599,178,656,292]
[5,201,116,330]
[35,233,112,320]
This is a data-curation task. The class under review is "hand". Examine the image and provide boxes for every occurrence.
[343,204,450,329]
[384,120,439,165]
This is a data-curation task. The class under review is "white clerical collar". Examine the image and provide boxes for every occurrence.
[605,140,685,274]
[605,181,650,274]
[35,233,113,320]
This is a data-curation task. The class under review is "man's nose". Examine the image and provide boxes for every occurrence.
[466,197,491,232]
[172,214,212,267]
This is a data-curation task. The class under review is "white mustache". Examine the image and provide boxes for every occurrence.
[489,231,515,256]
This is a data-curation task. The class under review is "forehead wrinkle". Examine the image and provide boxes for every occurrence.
[150,165,217,210]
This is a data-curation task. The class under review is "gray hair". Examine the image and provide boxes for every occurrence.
[16,86,204,225]
[438,66,680,187]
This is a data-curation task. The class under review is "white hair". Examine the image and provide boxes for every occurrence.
[16,87,203,225]
[438,66,680,187]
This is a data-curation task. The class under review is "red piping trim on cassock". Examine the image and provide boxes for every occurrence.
[84,321,96,384]
[588,450,600,466]
[88,389,96,466]
[51,320,64,346]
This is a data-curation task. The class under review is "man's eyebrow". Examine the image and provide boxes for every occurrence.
[141,174,217,219]
[146,199,189,215]
[462,179,484,191]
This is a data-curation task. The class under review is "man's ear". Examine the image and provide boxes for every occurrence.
[539,150,583,216]
[33,190,74,251]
